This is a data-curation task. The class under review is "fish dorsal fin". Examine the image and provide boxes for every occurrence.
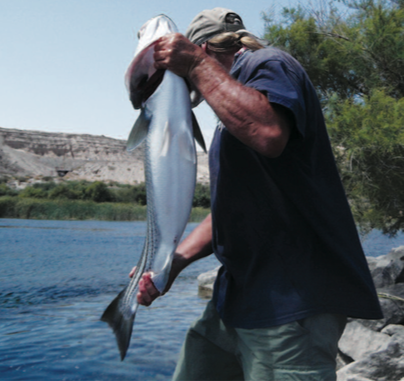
[127,109,151,152]
[191,111,207,153]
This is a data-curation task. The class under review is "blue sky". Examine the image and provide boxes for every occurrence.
[0,0,304,146]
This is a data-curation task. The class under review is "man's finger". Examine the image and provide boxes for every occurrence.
[129,266,137,278]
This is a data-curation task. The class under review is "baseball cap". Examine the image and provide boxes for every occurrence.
[185,8,246,45]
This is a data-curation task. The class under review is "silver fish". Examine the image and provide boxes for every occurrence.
[101,15,206,361]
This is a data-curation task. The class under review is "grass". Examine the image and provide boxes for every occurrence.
[0,196,210,222]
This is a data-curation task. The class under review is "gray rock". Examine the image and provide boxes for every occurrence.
[198,266,220,293]
[338,321,390,361]
[337,324,404,381]
[336,351,354,371]
[382,324,404,339]
[370,247,404,288]
[357,283,404,331]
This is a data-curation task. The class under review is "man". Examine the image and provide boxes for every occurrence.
[132,8,383,381]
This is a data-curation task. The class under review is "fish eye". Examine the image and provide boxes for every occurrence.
[137,25,146,39]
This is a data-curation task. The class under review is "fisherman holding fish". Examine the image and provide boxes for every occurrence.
[133,8,383,380]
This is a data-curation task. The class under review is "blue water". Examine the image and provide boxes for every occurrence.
[0,219,403,380]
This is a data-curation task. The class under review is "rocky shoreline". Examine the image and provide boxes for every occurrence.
[197,246,404,381]
[0,126,209,184]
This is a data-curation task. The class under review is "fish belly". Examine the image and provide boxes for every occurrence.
[143,70,197,292]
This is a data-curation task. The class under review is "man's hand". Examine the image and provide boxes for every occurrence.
[129,253,187,307]
[153,33,206,78]
[130,270,161,307]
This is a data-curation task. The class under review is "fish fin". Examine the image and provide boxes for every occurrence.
[192,111,207,153]
[160,121,171,157]
[127,109,150,152]
[101,287,136,361]
[178,127,196,164]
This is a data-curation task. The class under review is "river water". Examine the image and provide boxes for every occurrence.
[0,219,403,380]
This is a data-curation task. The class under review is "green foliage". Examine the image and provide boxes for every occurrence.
[189,207,211,222]
[0,178,211,221]
[109,183,147,205]
[0,184,18,197]
[46,180,113,203]
[19,186,48,199]
[327,90,404,235]
[84,181,112,203]
[0,196,210,222]
[192,183,211,208]
[264,0,404,234]
[31,181,57,191]
[0,196,147,221]
[48,183,82,200]
[264,0,404,102]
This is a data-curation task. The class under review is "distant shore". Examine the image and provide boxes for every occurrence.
[0,196,210,222]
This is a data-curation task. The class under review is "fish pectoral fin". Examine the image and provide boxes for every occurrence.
[127,109,151,152]
[192,111,207,153]
[160,121,171,157]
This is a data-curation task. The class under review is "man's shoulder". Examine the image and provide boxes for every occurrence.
[246,46,303,70]
[234,46,304,78]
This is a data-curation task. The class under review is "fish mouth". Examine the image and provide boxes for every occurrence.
[130,69,165,108]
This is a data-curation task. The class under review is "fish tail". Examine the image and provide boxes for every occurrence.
[101,287,136,361]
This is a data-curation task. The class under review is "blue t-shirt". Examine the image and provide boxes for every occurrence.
[209,47,383,328]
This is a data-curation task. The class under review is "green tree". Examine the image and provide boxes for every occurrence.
[19,186,47,199]
[109,183,147,205]
[0,183,18,197]
[193,183,211,208]
[48,183,79,200]
[264,0,404,235]
[84,181,112,203]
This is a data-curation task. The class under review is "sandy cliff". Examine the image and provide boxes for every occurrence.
[0,127,209,184]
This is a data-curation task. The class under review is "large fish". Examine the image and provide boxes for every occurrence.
[101,15,206,361]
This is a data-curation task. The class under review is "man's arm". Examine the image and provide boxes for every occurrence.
[135,214,213,306]
[153,34,292,158]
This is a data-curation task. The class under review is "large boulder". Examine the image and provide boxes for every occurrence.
[337,246,404,380]
[338,321,391,361]
[197,266,220,299]
[368,247,404,288]
[337,325,404,381]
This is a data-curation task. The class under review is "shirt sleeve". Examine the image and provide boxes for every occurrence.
[242,57,307,140]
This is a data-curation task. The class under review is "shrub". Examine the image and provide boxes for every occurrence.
[0,184,18,197]
[18,186,48,199]
[193,183,211,208]
[84,181,112,203]
[48,183,81,200]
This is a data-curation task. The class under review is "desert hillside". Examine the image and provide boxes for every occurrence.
[0,127,209,184]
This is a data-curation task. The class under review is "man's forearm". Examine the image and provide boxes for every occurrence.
[175,213,213,270]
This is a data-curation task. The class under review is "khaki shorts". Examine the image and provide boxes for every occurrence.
[173,300,346,381]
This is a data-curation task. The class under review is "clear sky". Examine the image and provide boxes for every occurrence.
[0,0,303,147]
